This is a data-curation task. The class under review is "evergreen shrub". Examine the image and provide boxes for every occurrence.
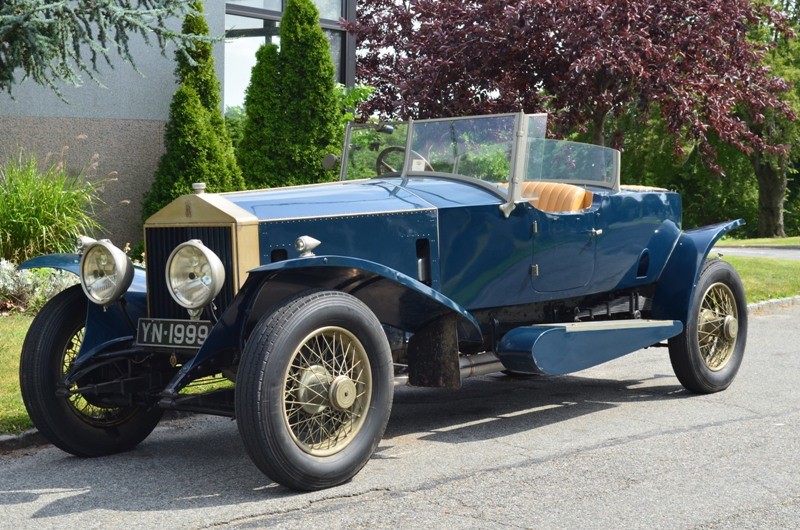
[238,0,339,189]
[142,1,242,220]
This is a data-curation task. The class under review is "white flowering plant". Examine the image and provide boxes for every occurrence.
[0,259,77,314]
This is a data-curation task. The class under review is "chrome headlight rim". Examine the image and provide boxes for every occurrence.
[165,240,225,310]
[79,240,134,306]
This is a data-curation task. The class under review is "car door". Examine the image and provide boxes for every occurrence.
[530,207,597,293]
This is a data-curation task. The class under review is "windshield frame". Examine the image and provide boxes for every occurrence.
[338,113,621,213]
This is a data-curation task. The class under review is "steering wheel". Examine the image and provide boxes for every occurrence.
[375,146,433,175]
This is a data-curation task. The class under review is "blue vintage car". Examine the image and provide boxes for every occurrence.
[19,113,746,491]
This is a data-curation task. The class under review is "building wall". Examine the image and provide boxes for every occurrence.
[0,4,226,249]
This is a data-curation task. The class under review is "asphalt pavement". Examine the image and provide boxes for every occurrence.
[713,245,800,261]
[1,302,798,528]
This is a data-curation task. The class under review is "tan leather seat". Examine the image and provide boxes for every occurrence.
[519,182,593,213]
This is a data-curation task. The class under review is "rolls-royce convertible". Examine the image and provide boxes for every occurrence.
[19,112,747,490]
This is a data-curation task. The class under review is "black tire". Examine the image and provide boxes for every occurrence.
[668,259,747,394]
[235,290,393,491]
[19,285,162,456]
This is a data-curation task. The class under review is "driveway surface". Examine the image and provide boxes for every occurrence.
[713,245,800,261]
[1,304,798,529]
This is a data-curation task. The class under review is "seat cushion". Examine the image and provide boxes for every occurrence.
[519,182,593,213]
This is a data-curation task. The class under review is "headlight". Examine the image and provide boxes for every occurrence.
[165,240,225,310]
[80,240,134,306]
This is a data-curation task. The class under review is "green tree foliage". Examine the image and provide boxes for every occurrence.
[336,83,375,128]
[142,84,234,219]
[238,44,284,188]
[737,1,800,237]
[177,1,242,190]
[224,106,246,151]
[142,2,242,220]
[238,0,338,188]
[0,0,207,98]
[618,110,758,237]
[175,1,219,113]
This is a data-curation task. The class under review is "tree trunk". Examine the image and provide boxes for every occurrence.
[751,152,787,238]
[591,108,607,147]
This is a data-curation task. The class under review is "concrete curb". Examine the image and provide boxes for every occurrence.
[0,429,48,452]
[3,296,799,453]
[747,295,800,313]
[0,410,193,453]
[716,245,800,250]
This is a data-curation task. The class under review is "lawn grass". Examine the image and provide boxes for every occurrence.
[716,236,800,247]
[2,255,800,435]
[723,256,800,303]
[0,313,33,435]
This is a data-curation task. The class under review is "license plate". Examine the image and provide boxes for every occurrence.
[137,318,212,349]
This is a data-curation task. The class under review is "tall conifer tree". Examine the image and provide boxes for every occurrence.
[143,1,242,220]
[238,0,338,188]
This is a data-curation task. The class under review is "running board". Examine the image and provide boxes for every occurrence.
[496,319,683,376]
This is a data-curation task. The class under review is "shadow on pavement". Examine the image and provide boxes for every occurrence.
[0,370,689,518]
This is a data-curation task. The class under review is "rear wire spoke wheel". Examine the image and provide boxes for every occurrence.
[19,285,162,456]
[236,291,393,491]
[669,259,747,394]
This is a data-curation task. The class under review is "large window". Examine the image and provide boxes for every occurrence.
[224,1,355,109]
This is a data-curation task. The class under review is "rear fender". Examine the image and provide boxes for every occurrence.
[162,256,483,396]
[651,220,744,324]
[18,253,149,371]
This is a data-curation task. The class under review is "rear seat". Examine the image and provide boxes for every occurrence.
[506,182,593,213]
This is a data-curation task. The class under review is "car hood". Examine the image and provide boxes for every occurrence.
[221,179,437,221]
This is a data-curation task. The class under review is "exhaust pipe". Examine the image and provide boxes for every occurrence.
[394,352,504,387]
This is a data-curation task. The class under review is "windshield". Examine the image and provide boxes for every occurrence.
[408,115,517,183]
[341,122,409,181]
[524,138,619,189]
[338,113,618,191]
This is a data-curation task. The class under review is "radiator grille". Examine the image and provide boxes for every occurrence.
[145,226,235,319]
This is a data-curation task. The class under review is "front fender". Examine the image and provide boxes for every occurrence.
[17,253,147,292]
[651,219,744,324]
[246,256,482,339]
[19,253,149,369]
[244,256,481,339]
[161,255,483,397]
[18,253,82,275]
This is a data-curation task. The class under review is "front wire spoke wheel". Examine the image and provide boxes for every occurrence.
[60,327,131,426]
[284,327,372,456]
[236,290,393,491]
[19,285,162,457]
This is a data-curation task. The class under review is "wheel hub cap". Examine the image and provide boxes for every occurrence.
[330,375,357,410]
[723,315,738,340]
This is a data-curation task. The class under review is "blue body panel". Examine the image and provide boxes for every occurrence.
[497,320,683,375]
[207,177,683,313]
[259,210,442,289]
